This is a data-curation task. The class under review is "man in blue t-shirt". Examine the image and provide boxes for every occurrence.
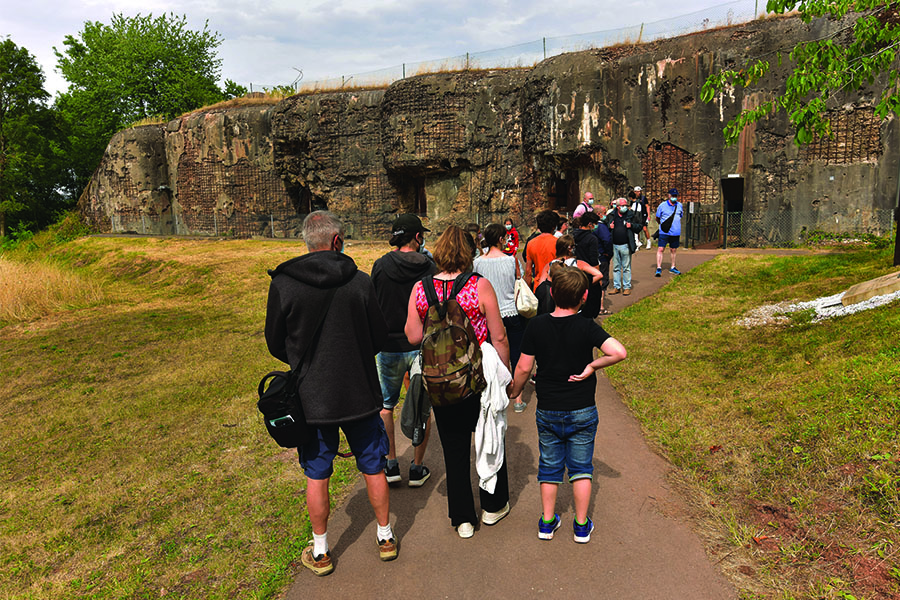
[655,188,684,276]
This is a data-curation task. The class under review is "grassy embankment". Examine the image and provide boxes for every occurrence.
[1,230,386,599]
[604,241,900,599]
[1,227,898,599]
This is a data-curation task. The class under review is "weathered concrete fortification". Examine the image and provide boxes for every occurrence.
[79,14,898,243]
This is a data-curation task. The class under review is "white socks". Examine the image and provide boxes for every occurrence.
[313,532,328,556]
[314,524,393,554]
[377,522,394,542]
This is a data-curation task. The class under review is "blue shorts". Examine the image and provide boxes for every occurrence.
[299,413,389,480]
[376,350,419,410]
[658,233,680,249]
[536,406,599,483]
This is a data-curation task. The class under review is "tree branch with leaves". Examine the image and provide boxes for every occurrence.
[702,1,900,264]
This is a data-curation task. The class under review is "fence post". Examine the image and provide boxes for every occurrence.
[466,53,469,70]
[141,213,147,234]
[402,63,406,78]
[270,215,275,238]
[214,210,218,237]
[723,211,729,250]
[543,38,546,60]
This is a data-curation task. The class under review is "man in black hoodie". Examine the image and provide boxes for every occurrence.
[265,211,395,576]
[371,214,437,487]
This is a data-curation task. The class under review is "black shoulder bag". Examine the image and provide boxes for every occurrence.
[257,287,336,448]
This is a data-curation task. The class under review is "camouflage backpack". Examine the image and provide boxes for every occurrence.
[420,273,487,407]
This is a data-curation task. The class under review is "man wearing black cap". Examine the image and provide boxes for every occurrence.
[655,188,684,276]
[371,214,437,487]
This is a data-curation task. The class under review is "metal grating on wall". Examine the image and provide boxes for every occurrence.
[640,142,719,212]
[382,79,469,163]
[175,135,294,237]
[799,107,883,165]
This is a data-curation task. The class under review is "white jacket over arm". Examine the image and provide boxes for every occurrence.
[475,342,512,494]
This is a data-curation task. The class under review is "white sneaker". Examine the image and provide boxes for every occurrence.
[457,523,475,538]
[482,503,510,526]
[646,239,652,249]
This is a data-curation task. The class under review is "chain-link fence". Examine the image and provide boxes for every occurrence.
[249,0,762,93]
[721,209,897,248]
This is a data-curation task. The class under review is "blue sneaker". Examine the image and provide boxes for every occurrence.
[655,268,662,277]
[538,514,561,540]
[573,518,594,543]
[669,267,681,275]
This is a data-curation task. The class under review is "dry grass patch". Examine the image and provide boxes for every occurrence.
[0,236,380,599]
[0,257,105,323]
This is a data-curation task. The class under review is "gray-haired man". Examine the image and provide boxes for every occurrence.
[265,210,396,576]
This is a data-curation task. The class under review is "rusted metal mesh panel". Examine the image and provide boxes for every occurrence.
[800,107,882,165]
[382,79,468,162]
[175,135,294,237]
[640,142,718,213]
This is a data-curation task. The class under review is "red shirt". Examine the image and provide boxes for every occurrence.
[502,228,519,255]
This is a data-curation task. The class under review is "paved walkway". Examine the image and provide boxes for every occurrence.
[284,248,736,599]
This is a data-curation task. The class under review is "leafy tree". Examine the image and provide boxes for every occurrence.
[223,79,249,100]
[0,38,51,238]
[701,1,900,265]
[54,13,226,192]
[701,1,900,145]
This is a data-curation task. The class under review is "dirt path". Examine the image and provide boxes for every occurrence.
[282,248,737,599]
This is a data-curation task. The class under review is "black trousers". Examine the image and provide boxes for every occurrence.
[431,395,510,527]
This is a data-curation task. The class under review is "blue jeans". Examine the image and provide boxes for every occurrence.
[535,406,599,483]
[612,243,631,290]
[375,350,419,409]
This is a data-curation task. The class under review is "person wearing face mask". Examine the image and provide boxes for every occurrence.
[371,214,437,487]
[607,197,640,296]
[265,211,395,575]
[502,218,520,257]
[592,210,613,313]
[655,188,684,276]
[572,192,595,219]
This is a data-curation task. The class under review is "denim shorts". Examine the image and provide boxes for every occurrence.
[535,406,599,483]
[658,233,680,248]
[299,413,389,480]
[376,350,419,409]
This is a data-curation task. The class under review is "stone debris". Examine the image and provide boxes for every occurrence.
[735,289,900,328]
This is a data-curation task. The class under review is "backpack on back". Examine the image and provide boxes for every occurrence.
[420,273,486,407]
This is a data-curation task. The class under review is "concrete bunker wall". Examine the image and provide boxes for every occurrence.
[78,14,898,242]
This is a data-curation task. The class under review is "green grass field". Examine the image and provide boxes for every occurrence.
[1,228,898,599]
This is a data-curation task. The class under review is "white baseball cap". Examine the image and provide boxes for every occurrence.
[634,186,642,191]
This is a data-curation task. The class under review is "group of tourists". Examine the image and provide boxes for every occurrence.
[264,187,683,576]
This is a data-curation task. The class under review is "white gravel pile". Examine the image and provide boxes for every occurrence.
[735,289,900,328]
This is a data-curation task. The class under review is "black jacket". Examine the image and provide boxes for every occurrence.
[265,251,388,425]
[572,228,600,266]
[371,250,436,352]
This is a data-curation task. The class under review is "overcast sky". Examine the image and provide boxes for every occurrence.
[2,0,754,99]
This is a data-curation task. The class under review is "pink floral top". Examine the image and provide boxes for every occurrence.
[414,276,488,345]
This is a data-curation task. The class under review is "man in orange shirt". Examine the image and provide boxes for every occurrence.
[525,210,561,291]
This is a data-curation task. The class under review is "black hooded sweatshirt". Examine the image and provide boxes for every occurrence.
[371,250,436,352]
[265,251,388,425]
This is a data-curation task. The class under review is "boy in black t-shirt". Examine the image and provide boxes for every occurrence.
[507,265,627,543]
